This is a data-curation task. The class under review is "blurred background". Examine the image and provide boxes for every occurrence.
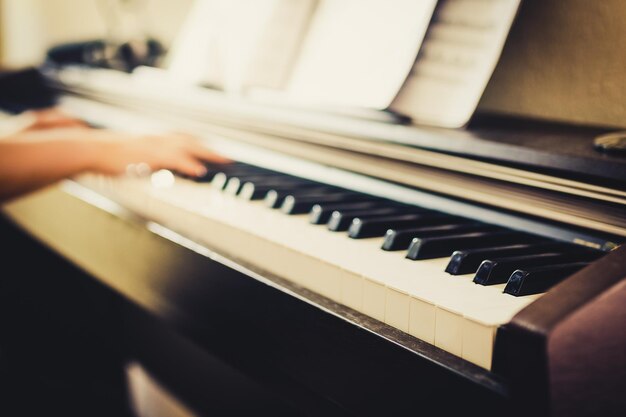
[0,0,192,69]
[2,0,625,128]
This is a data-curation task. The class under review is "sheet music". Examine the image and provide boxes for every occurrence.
[165,0,317,91]
[285,0,437,109]
[164,0,223,87]
[244,0,319,90]
[391,0,521,128]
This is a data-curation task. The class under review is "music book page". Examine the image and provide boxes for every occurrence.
[391,0,521,128]
[285,0,437,109]
[165,0,318,91]
[243,0,319,90]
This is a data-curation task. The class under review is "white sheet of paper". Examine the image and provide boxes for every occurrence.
[285,0,437,109]
[165,0,318,91]
[164,0,224,87]
[391,0,522,128]
[244,0,319,90]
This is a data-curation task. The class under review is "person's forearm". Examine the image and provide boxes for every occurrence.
[0,126,228,202]
[0,138,102,202]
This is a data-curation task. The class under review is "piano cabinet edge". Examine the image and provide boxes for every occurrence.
[492,245,626,417]
[1,184,514,416]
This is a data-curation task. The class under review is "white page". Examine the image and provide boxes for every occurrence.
[244,0,319,90]
[164,0,224,87]
[285,0,437,109]
[391,0,521,128]
[165,0,317,92]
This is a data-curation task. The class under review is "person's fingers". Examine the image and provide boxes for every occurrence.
[28,108,87,129]
[184,141,231,164]
[165,132,231,164]
[168,155,208,178]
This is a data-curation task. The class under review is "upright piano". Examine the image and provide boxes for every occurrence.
[1,1,625,416]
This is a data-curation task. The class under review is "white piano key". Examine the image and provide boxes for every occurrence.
[461,318,496,370]
[460,303,530,369]
[340,271,364,311]
[434,307,464,356]
[409,296,436,344]
[362,278,387,322]
[385,287,411,333]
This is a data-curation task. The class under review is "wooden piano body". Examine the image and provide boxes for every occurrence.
[2,1,626,415]
[2,75,625,416]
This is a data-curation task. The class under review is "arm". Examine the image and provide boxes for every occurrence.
[0,127,229,202]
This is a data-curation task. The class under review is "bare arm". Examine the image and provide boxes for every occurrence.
[0,126,229,202]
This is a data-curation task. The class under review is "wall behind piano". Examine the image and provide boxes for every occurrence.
[478,0,626,129]
[0,0,194,68]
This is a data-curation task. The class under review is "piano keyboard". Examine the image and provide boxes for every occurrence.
[76,161,606,370]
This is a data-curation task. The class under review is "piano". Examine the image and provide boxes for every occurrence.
[1,1,625,416]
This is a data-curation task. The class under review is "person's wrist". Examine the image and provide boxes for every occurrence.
[77,139,114,174]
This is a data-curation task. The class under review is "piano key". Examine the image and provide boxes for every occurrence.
[187,161,239,182]
[265,188,343,208]
[348,213,468,239]
[213,171,282,190]
[281,193,379,215]
[227,174,314,195]
[240,182,324,200]
[327,206,426,232]
[192,169,220,183]
[382,223,495,251]
[211,172,235,190]
[445,242,584,275]
[212,164,269,177]
[406,231,545,260]
[473,250,603,285]
[224,175,295,195]
[207,163,278,187]
[309,201,388,224]
[503,262,591,296]
[219,162,266,172]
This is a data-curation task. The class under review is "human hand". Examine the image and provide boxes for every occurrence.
[88,130,231,178]
[0,125,230,202]
[25,107,88,130]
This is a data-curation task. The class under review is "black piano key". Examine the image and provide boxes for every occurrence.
[348,213,468,239]
[382,222,494,251]
[327,206,423,232]
[240,182,323,200]
[406,231,545,260]
[224,175,293,195]
[445,242,583,275]
[214,164,269,177]
[309,201,388,224]
[189,162,238,182]
[211,172,234,190]
[208,163,277,188]
[281,193,378,215]
[225,177,253,195]
[228,175,313,195]
[504,262,591,296]
[193,169,220,182]
[265,188,343,208]
[473,250,603,285]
